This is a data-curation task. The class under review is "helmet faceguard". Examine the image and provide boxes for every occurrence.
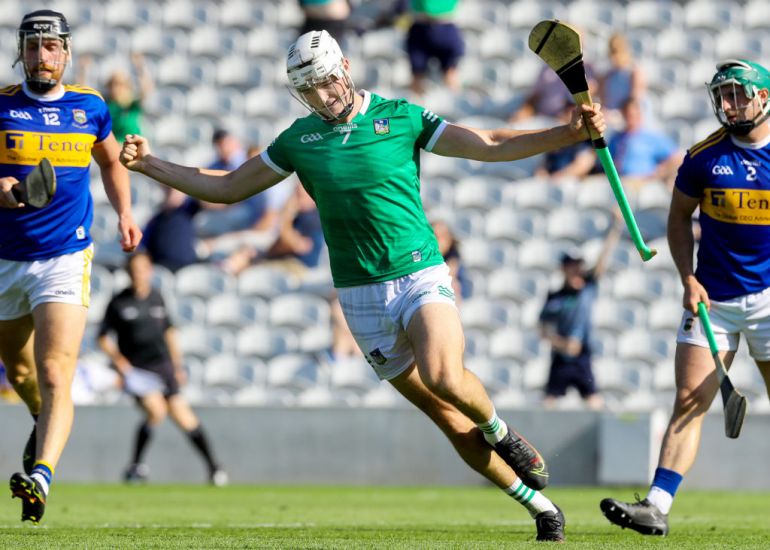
[286,30,356,122]
[708,59,770,136]
[15,10,71,94]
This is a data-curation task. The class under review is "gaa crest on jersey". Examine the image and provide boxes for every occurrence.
[373,118,390,135]
[72,109,87,126]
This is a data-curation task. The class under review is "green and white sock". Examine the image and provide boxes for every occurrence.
[477,409,509,445]
[505,478,558,518]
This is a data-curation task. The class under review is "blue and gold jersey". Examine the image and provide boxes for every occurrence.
[0,83,111,261]
[675,128,770,300]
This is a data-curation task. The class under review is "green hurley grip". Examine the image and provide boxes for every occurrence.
[594,147,657,261]
[697,302,719,354]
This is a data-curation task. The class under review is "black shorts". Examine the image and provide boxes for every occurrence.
[545,354,597,398]
[406,22,465,74]
[135,360,180,398]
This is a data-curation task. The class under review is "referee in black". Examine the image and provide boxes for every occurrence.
[98,251,227,485]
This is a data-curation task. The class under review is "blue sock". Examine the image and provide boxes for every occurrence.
[651,467,683,497]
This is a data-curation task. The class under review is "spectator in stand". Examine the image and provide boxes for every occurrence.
[220,182,325,277]
[403,0,464,95]
[599,32,647,130]
[298,0,351,45]
[538,216,621,410]
[509,63,597,124]
[609,97,683,189]
[542,98,683,188]
[78,52,153,143]
[201,133,292,239]
[535,101,595,181]
[141,187,204,273]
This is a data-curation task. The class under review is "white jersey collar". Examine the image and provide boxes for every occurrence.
[730,131,770,150]
[358,90,371,116]
[22,81,65,102]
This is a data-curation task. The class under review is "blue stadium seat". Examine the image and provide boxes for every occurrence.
[566,1,624,36]
[489,328,543,362]
[238,265,300,298]
[298,325,334,354]
[684,0,740,32]
[269,293,331,329]
[485,208,544,243]
[329,356,380,396]
[202,353,264,390]
[507,0,561,30]
[236,326,298,359]
[744,0,770,31]
[460,298,517,331]
[504,178,565,211]
[467,357,520,399]
[173,295,208,327]
[616,330,675,365]
[178,325,236,361]
[266,354,322,393]
[175,264,236,298]
[516,238,559,271]
[206,294,268,328]
[460,238,517,272]
[454,176,507,210]
[647,299,683,331]
[715,29,763,60]
[655,29,714,63]
[625,1,683,30]
[593,298,646,334]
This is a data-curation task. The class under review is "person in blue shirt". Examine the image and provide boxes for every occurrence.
[0,10,142,524]
[601,59,770,536]
[608,97,683,187]
[538,219,620,410]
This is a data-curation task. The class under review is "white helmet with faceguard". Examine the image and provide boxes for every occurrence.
[708,59,770,136]
[286,30,356,122]
[15,9,72,94]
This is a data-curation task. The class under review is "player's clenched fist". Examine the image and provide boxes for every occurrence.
[120,134,152,172]
[0,176,22,208]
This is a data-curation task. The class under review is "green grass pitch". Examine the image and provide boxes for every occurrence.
[1,485,768,549]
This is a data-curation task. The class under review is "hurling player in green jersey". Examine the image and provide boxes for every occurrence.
[121,30,605,542]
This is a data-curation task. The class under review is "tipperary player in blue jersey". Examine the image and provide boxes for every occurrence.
[602,59,770,536]
[0,10,142,523]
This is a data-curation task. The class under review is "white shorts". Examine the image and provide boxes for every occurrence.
[676,286,770,360]
[0,245,93,320]
[337,263,457,380]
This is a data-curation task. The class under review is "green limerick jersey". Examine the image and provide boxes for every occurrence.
[263,91,447,287]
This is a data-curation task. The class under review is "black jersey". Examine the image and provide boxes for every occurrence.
[98,288,172,368]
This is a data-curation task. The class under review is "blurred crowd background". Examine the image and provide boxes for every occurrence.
[1,0,768,412]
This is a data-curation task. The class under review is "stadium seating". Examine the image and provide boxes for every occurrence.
[68,0,770,407]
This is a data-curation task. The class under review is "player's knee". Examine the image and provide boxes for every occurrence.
[673,385,712,416]
[35,360,73,392]
[6,367,34,389]
[421,367,464,402]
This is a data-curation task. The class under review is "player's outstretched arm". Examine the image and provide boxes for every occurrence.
[93,134,142,252]
[121,134,286,204]
[431,104,605,162]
